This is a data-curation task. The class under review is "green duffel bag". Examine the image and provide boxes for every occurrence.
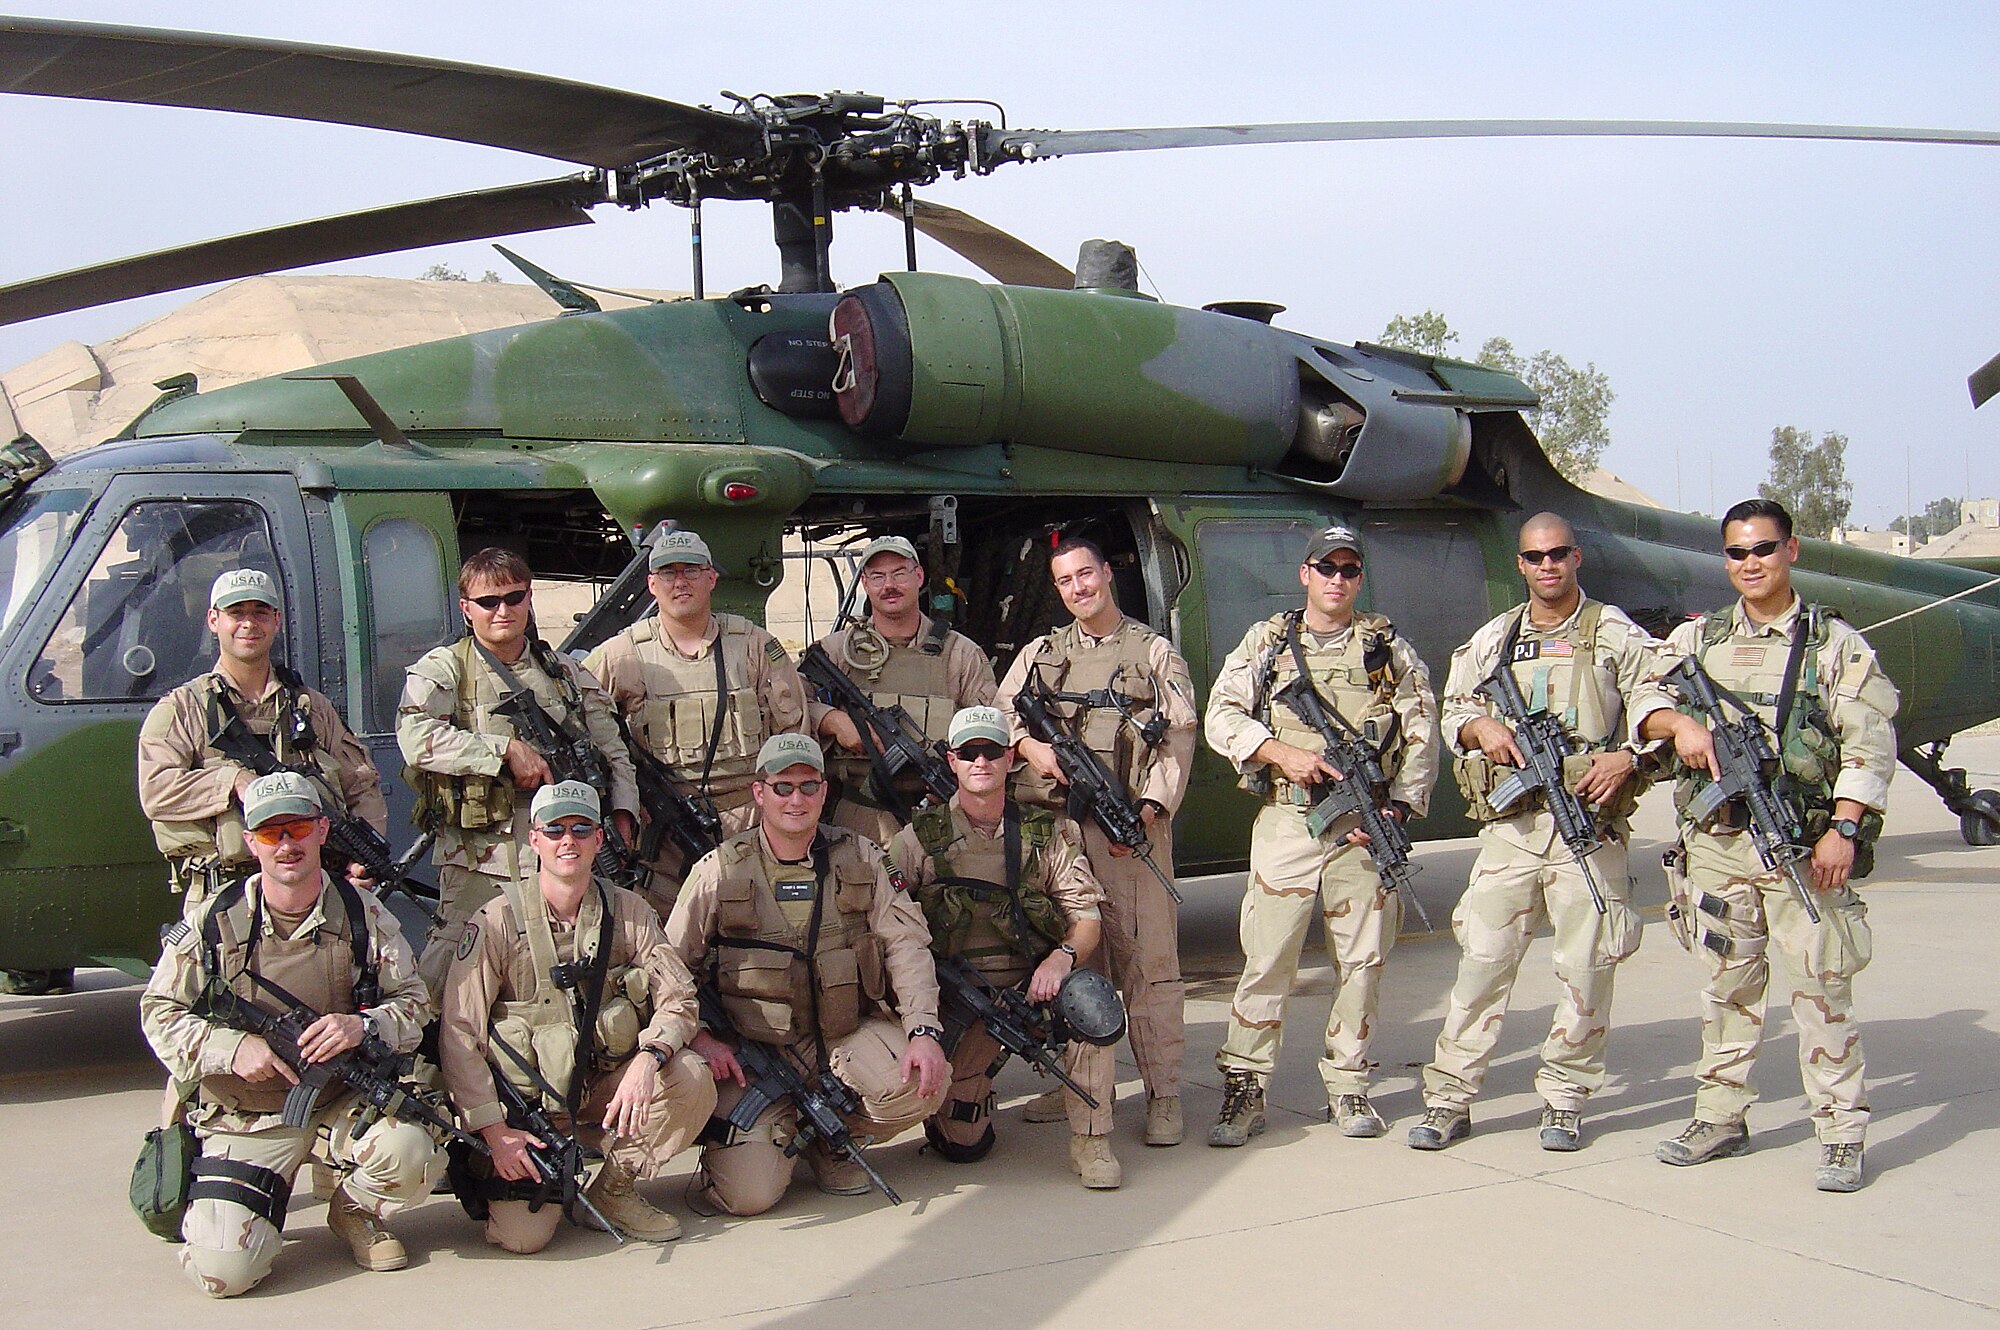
[130,1123,199,1242]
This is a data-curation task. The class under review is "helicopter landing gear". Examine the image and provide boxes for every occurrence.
[1900,741,2000,846]
[0,968,74,997]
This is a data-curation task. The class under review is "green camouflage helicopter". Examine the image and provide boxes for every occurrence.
[1,16,1997,991]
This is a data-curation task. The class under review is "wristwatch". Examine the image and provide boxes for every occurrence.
[908,1025,945,1045]
[1056,942,1079,963]
[1831,817,1861,840]
[643,1043,671,1071]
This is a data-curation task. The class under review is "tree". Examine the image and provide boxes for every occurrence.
[1758,426,1851,539]
[1375,312,1615,483]
[1889,496,1963,544]
[418,263,504,283]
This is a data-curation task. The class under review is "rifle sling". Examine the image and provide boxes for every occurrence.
[199,874,375,1013]
[694,636,729,799]
[1283,614,1366,743]
[1772,611,1813,741]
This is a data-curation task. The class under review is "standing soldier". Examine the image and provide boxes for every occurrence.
[1641,498,1898,1192]
[811,535,997,843]
[1203,524,1438,1146]
[397,548,638,979]
[1410,513,1671,1153]
[141,773,442,1298]
[438,781,717,1251]
[586,529,810,912]
[885,707,1121,1188]
[996,536,1197,1148]
[668,735,948,1216]
[139,568,385,911]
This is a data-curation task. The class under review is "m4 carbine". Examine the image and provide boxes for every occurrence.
[488,688,642,890]
[1473,659,1609,915]
[1012,670,1180,902]
[481,1029,626,1241]
[1662,656,1821,924]
[611,712,720,869]
[935,955,1097,1108]
[799,642,956,825]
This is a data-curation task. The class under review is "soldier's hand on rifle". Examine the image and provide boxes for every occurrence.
[1574,749,1636,805]
[502,738,554,791]
[1028,945,1076,1003]
[1017,737,1065,784]
[344,861,378,894]
[690,1030,745,1086]
[231,1033,300,1085]
[819,710,866,754]
[481,1122,545,1183]
[231,767,259,800]
[1254,738,1340,787]
[611,809,638,848]
[1459,716,1526,768]
[601,1054,657,1139]
[1107,801,1162,858]
[901,1030,948,1098]
[297,1012,367,1064]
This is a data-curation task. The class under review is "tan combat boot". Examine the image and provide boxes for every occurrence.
[581,1159,682,1242]
[804,1141,872,1196]
[327,1191,408,1271]
[1145,1095,1183,1146]
[1022,1088,1067,1123]
[1069,1133,1123,1189]
[1208,1070,1267,1148]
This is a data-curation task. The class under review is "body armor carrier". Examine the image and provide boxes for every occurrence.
[910,802,1068,984]
[406,635,589,833]
[1014,617,1165,806]
[1247,610,1404,802]
[828,618,955,801]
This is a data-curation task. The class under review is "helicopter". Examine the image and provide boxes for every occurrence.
[1,15,1997,993]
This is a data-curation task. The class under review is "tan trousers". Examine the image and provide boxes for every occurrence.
[934,1019,1117,1143]
[695,1018,944,1216]
[1422,810,1642,1111]
[1681,827,1873,1143]
[180,1095,443,1298]
[1217,803,1397,1098]
[484,1049,716,1253]
[1082,820,1184,1100]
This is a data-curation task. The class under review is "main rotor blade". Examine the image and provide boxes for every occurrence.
[1972,353,2000,410]
[996,119,2000,160]
[0,176,602,327]
[0,16,760,168]
[883,199,1074,289]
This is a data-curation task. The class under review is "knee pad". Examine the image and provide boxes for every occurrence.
[924,1117,996,1163]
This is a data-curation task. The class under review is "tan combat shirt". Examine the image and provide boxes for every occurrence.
[995,617,1199,816]
[1662,596,1900,812]
[886,799,1105,926]
[667,827,942,1036]
[1204,617,1440,815]
[437,880,701,1132]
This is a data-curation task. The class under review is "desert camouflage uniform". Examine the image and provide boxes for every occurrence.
[139,874,439,1297]
[1662,598,1898,1144]
[1421,596,1674,1112]
[1204,612,1438,1098]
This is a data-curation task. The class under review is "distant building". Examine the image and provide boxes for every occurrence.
[1832,528,1912,556]
[1915,499,2000,561]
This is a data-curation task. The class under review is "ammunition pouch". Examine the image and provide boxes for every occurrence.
[129,1122,199,1242]
[405,763,514,834]
[491,1013,580,1114]
[1797,802,1886,881]
[1456,749,1644,825]
[593,966,653,1064]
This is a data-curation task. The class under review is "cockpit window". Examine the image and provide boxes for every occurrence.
[0,487,93,643]
[31,499,276,703]
[362,517,452,730]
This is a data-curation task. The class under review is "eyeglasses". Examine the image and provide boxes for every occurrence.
[1306,559,1364,581]
[763,779,824,798]
[1517,545,1577,565]
[651,564,709,582]
[249,818,320,846]
[465,588,529,611]
[534,820,599,840]
[863,565,920,586]
[951,741,1008,762]
[1723,539,1784,562]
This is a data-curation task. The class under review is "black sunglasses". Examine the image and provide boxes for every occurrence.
[1517,545,1577,565]
[951,740,1008,762]
[1722,539,1784,562]
[466,588,530,611]
[1306,559,1364,580]
[534,820,599,839]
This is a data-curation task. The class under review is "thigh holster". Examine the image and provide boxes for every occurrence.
[186,1157,293,1231]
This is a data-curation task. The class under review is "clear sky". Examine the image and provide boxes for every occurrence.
[2,1,1993,528]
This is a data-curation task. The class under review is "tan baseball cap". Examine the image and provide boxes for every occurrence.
[530,780,601,824]
[756,733,825,777]
[210,568,281,611]
[242,771,321,827]
[859,535,920,568]
[947,706,1010,749]
[648,529,713,570]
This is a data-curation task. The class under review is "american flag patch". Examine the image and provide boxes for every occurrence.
[1541,641,1573,658]
[1732,645,1766,667]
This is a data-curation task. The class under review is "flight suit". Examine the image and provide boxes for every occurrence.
[667,824,946,1215]
[886,799,1115,1142]
[1662,598,1898,1144]
[587,613,809,911]
[397,636,637,983]
[1204,611,1438,1099]
[139,668,385,910]
[438,876,715,1253]
[997,616,1197,1104]
[139,874,440,1298]
[1421,597,1673,1113]
[810,614,997,844]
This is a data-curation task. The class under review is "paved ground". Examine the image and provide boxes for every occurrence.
[5,740,1998,1328]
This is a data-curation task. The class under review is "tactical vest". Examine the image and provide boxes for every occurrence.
[624,616,764,790]
[407,636,588,833]
[487,878,652,1115]
[1453,601,1645,822]
[910,803,1068,984]
[153,667,347,870]
[1250,611,1405,802]
[707,826,886,1046]
[827,619,956,796]
[193,875,373,1116]
[1020,618,1164,800]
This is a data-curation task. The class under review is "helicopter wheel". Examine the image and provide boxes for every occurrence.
[1961,790,2000,847]
[0,968,75,997]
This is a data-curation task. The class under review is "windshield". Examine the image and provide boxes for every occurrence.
[0,486,93,643]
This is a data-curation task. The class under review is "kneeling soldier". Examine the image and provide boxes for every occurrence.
[887,707,1120,1187]
[439,781,716,1251]
[669,735,949,1216]
[140,773,441,1298]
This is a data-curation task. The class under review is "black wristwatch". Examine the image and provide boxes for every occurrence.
[1831,817,1861,841]
[908,1025,945,1045]
[1056,942,1079,963]
[643,1043,671,1071]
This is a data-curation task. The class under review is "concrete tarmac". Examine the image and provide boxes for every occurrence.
[5,740,1997,1328]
